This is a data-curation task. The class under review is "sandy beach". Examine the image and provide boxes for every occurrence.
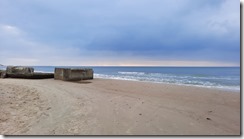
[0,78,240,135]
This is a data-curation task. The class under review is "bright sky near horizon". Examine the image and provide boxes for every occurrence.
[0,0,240,66]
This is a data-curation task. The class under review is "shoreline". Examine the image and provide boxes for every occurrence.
[1,66,240,92]
[0,78,240,135]
[94,77,240,93]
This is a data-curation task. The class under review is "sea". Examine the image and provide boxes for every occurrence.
[0,66,240,92]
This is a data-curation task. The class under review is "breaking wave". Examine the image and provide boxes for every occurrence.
[95,72,240,92]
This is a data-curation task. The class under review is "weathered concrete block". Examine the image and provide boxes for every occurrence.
[5,66,54,79]
[54,68,93,81]
[0,70,7,78]
[6,66,34,75]
[83,68,94,80]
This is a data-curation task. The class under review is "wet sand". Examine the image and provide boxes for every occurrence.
[0,78,240,135]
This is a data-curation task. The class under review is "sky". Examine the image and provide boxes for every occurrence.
[0,0,240,66]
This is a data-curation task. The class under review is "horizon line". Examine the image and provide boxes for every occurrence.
[0,65,240,68]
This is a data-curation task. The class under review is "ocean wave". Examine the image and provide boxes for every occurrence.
[95,74,138,81]
[118,71,145,75]
[117,71,238,81]
[150,74,237,81]
[94,73,240,92]
[35,70,54,73]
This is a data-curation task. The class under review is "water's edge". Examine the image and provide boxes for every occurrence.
[0,66,240,92]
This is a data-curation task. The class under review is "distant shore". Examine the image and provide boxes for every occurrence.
[0,78,240,135]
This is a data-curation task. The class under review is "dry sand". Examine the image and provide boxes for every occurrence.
[0,78,240,135]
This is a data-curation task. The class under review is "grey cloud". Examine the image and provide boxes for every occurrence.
[0,0,240,66]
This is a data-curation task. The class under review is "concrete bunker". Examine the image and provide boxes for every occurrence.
[2,66,54,79]
[54,68,93,81]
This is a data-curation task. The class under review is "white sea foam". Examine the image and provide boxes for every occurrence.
[118,71,145,75]
[95,74,138,81]
[35,70,54,73]
[94,73,240,92]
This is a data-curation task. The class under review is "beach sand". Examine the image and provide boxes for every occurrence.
[0,78,240,135]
